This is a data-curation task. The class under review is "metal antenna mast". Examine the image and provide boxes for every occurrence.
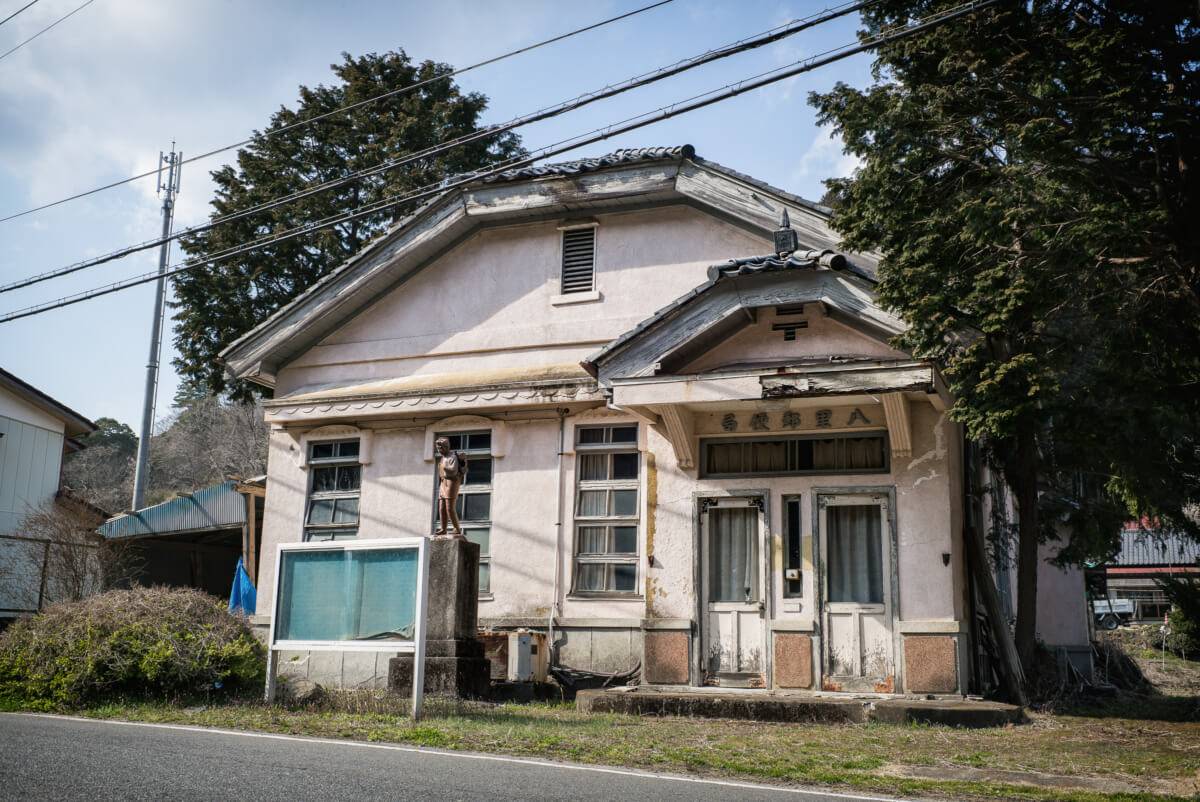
[131,146,182,511]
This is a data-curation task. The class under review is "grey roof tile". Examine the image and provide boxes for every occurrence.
[481,145,696,183]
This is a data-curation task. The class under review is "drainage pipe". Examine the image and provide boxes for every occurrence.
[548,408,568,664]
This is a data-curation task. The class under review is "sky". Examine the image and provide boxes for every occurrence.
[0,0,876,431]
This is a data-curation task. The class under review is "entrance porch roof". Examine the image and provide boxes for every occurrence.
[609,360,948,470]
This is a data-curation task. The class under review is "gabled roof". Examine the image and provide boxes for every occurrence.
[583,248,904,384]
[220,146,879,388]
[0,367,96,438]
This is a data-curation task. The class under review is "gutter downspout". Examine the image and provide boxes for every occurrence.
[549,408,568,664]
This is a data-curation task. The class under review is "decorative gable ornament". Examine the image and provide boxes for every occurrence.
[773,209,799,257]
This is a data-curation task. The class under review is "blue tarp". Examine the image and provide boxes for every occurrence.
[229,557,257,615]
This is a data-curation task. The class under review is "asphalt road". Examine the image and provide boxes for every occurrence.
[0,713,906,802]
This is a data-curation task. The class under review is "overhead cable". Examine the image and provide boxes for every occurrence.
[0,0,877,295]
[0,0,95,61]
[0,1,40,29]
[0,0,1000,325]
[0,0,674,225]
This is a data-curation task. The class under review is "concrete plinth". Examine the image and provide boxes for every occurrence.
[387,537,490,698]
[576,687,1027,728]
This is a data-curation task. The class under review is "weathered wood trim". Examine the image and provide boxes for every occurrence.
[597,270,904,383]
[882,393,913,459]
[652,404,696,469]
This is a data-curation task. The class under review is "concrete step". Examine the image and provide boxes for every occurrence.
[576,687,1026,728]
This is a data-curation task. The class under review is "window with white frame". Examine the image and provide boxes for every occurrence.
[572,423,639,594]
[433,430,493,593]
[305,439,360,541]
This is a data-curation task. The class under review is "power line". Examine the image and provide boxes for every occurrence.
[0,0,94,61]
[0,0,674,225]
[0,0,877,295]
[0,0,1000,326]
[0,0,40,29]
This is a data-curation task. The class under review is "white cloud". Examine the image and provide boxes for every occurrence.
[792,123,861,194]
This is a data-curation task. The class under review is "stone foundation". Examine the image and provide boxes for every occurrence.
[773,633,813,689]
[644,630,689,684]
[903,635,958,694]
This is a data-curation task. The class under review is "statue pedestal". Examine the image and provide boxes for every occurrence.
[389,538,490,698]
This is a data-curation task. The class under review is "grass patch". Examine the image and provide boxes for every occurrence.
[8,689,1194,801]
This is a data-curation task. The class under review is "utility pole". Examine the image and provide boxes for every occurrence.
[131,146,182,511]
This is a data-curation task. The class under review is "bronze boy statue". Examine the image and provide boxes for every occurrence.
[434,436,468,537]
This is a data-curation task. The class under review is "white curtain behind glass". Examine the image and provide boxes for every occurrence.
[827,504,883,604]
[708,506,758,602]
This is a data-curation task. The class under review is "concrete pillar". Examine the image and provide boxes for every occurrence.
[389,538,490,698]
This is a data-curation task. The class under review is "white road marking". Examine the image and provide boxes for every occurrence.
[13,712,910,801]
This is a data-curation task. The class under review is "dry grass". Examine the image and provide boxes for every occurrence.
[68,689,1200,802]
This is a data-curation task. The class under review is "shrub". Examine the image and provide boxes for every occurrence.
[0,586,265,709]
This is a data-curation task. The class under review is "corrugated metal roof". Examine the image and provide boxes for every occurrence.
[98,481,246,539]
[1111,529,1200,567]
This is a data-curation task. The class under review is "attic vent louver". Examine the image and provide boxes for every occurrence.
[561,227,596,294]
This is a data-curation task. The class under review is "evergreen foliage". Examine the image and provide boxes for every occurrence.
[172,50,525,400]
[809,1,1198,675]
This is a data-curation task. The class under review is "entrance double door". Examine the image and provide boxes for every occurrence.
[699,493,895,691]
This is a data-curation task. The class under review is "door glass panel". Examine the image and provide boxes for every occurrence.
[708,506,759,602]
[827,504,883,603]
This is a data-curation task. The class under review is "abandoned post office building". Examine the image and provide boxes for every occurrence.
[224,146,1088,694]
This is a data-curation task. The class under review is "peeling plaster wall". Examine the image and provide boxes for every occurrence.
[646,402,963,630]
[893,404,963,622]
[276,207,766,394]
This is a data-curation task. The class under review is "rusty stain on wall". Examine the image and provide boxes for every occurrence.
[644,451,659,614]
[822,675,843,692]
[874,675,895,694]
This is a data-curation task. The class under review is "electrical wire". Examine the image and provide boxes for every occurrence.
[0,0,877,295]
[0,0,1001,325]
[0,0,94,61]
[0,0,674,225]
[0,0,40,29]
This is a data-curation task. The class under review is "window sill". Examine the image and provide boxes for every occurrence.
[551,290,601,306]
[566,592,643,601]
[477,593,494,602]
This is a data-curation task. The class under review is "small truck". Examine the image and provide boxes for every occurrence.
[1092,599,1135,630]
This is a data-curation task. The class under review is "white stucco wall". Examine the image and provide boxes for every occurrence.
[276,207,766,395]
[254,198,975,685]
